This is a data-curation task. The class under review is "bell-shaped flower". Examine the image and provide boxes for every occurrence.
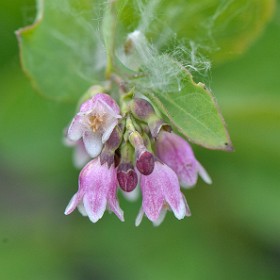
[67,93,121,158]
[136,161,191,226]
[156,131,212,188]
[64,158,124,223]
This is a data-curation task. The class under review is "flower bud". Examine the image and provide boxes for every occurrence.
[136,150,155,175]
[117,163,138,192]
[130,98,169,137]
[130,98,155,120]
[100,125,123,166]
[129,131,155,175]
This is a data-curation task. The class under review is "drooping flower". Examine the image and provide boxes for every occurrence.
[155,131,212,188]
[67,93,122,158]
[64,158,124,223]
[136,161,191,226]
[64,91,215,226]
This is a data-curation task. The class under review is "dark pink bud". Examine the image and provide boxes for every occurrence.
[117,163,138,192]
[130,98,155,120]
[136,150,155,175]
[130,98,170,138]
[100,125,123,166]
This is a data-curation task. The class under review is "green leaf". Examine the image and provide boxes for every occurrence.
[135,55,232,151]
[148,92,232,151]
[122,32,232,150]
[119,0,275,64]
[16,0,104,102]
[17,0,274,102]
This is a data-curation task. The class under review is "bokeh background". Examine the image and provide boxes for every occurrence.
[1,1,280,279]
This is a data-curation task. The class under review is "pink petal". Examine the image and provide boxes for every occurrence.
[67,115,84,141]
[140,168,165,222]
[106,166,124,221]
[80,98,94,112]
[153,208,167,226]
[196,161,212,185]
[81,159,122,223]
[101,119,119,143]
[64,193,80,215]
[93,93,120,115]
[171,196,188,220]
[156,131,201,188]
[182,196,192,217]
[92,97,120,120]
[157,163,188,220]
[178,162,198,188]
[135,207,144,227]
[78,159,99,193]
[83,190,107,223]
[83,131,103,158]
[108,200,124,222]
[73,140,90,168]
[64,160,96,215]
[77,203,88,216]
[80,159,110,222]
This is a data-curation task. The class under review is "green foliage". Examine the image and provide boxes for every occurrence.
[16,0,274,150]
[147,79,232,150]
[120,33,231,150]
[118,0,275,64]
[17,0,103,102]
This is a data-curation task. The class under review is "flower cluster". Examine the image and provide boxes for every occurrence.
[64,90,211,226]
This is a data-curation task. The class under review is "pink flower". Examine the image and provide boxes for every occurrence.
[67,93,121,158]
[156,131,212,188]
[136,161,191,226]
[64,158,124,223]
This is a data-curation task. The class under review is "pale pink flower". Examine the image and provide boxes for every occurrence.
[136,161,191,226]
[156,131,212,188]
[67,93,121,158]
[64,158,124,223]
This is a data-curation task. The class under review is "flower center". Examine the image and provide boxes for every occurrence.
[88,114,104,132]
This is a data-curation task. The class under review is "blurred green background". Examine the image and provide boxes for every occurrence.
[1,1,280,279]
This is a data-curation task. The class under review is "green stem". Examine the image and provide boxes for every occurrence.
[103,1,117,79]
